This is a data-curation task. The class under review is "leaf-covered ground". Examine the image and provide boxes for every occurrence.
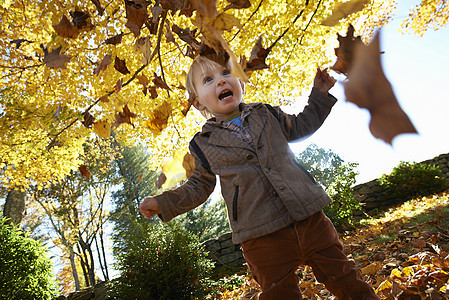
[208,190,449,299]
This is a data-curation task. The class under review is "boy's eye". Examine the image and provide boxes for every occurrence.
[203,76,212,83]
[223,70,231,76]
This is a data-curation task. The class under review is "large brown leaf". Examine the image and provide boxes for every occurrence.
[331,24,363,75]
[53,15,79,38]
[344,32,417,144]
[321,0,369,27]
[244,36,271,73]
[114,57,130,75]
[125,0,149,37]
[42,46,72,69]
[113,104,137,128]
[94,54,112,76]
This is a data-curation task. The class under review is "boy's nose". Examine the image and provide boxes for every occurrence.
[217,78,226,86]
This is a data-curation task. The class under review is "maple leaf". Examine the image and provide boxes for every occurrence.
[79,165,91,178]
[53,15,79,38]
[115,78,123,94]
[181,100,191,116]
[198,43,229,67]
[136,73,150,95]
[82,111,95,128]
[344,32,417,144]
[211,12,242,32]
[125,0,149,37]
[94,54,112,76]
[321,0,369,27]
[69,9,94,31]
[114,57,130,75]
[42,45,71,69]
[145,101,171,135]
[331,24,363,75]
[191,0,218,18]
[155,172,167,188]
[112,104,137,128]
[153,73,172,91]
[172,25,201,50]
[133,36,152,65]
[105,33,123,45]
[224,0,251,11]
[93,121,111,139]
[244,36,271,73]
[159,151,195,189]
[148,86,158,99]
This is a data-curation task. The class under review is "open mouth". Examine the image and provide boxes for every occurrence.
[218,90,233,100]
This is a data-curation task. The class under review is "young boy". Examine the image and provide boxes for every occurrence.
[139,56,379,299]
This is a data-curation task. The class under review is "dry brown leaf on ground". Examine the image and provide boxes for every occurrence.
[344,32,417,144]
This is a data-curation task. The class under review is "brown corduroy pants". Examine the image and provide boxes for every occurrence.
[240,211,379,300]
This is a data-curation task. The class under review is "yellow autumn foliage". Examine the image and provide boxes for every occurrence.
[4,0,440,189]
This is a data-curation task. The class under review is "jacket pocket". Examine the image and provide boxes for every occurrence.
[292,160,316,183]
[232,186,239,221]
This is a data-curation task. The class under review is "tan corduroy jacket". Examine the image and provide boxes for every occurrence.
[155,88,338,244]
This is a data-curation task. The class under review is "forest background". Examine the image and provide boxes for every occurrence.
[1,0,448,297]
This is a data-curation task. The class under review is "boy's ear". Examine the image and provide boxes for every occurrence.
[192,97,206,111]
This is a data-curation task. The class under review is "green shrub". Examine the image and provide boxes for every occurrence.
[323,162,361,230]
[0,217,57,299]
[112,220,214,299]
[379,161,447,200]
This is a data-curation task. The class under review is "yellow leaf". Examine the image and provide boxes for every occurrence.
[402,266,414,277]
[361,261,382,276]
[390,268,401,278]
[375,279,392,293]
[93,121,111,139]
[161,151,188,189]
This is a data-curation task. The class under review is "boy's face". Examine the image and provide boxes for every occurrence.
[192,62,244,121]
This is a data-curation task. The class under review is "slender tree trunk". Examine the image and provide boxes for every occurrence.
[69,248,81,291]
[77,243,90,287]
[3,188,26,225]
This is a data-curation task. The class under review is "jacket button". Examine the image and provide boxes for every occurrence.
[246,154,253,160]
[265,167,271,173]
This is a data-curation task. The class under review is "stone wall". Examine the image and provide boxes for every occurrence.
[202,232,246,273]
[352,152,449,216]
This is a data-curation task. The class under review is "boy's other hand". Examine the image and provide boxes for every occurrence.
[313,68,336,94]
[139,196,161,219]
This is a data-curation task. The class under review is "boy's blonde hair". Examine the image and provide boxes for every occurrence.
[186,56,228,119]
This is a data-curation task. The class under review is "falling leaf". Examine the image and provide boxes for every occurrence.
[148,86,158,99]
[112,104,137,128]
[114,57,130,75]
[42,46,72,69]
[53,15,79,38]
[136,73,150,95]
[70,9,94,31]
[105,33,123,45]
[94,54,112,76]
[145,101,171,135]
[191,0,218,18]
[115,78,123,94]
[181,100,191,116]
[224,0,251,11]
[93,120,111,138]
[155,172,167,188]
[79,165,91,178]
[160,151,193,189]
[160,0,194,17]
[82,111,95,128]
[331,24,363,75]
[244,36,271,73]
[172,25,201,50]
[321,0,369,26]
[134,36,152,65]
[182,152,195,178]
[138,174,143,182]
[198,43,229,67]
[125,0,149,37]
[344,32,417,144]
[153,73,172,91]
[99,95,109,103]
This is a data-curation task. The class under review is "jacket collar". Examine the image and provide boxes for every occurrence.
[199,102,268,149]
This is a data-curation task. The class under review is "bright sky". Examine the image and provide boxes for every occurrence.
[288,1,449,184]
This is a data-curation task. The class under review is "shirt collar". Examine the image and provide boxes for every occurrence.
[206,103,252,127]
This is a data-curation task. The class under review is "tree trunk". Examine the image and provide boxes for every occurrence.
[3,188,26,225]
[69,248,81,291]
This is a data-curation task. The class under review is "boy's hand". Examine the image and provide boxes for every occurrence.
[139,196,161,219]
[313,68,337,94]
